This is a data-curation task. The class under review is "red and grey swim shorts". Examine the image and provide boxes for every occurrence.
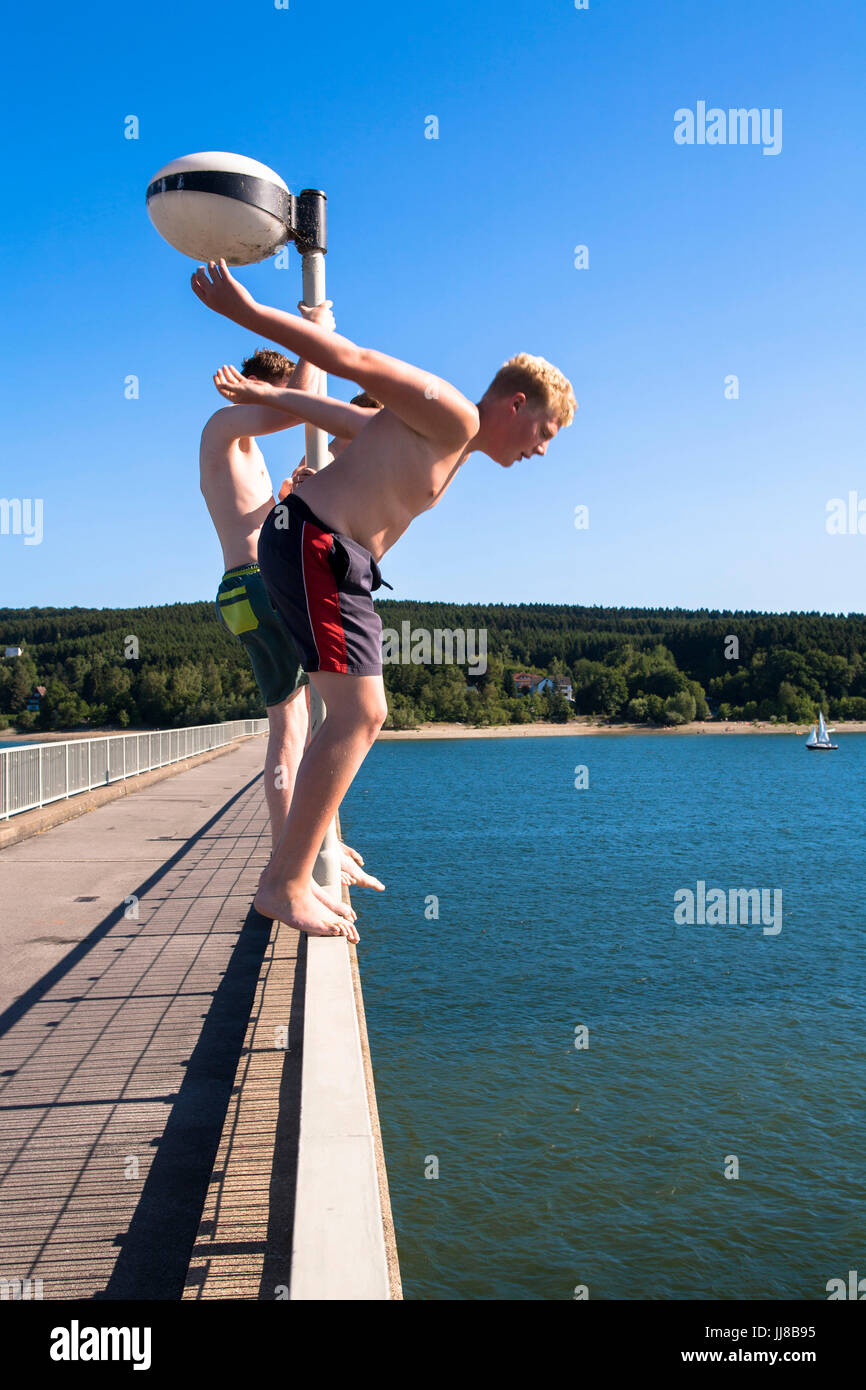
[257,493,390,676]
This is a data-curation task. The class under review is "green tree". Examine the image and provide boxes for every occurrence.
[662,690,697,725]
[575,668,629,718]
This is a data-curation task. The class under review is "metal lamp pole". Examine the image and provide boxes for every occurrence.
[294,191,342,896]
[145,157,344,897]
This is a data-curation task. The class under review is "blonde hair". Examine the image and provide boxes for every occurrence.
[485,353,576,427]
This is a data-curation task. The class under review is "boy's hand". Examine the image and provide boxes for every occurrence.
[277,464,315,500]
[298,300,335,333]
[191,259,257,324]
[213,363,273,405]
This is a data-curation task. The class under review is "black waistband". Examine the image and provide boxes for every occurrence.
[272,493,394,591]
[279,492,332,532]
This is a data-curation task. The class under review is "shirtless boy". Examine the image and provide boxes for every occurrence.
[287,391,383,491]
[200,311,381,938]
[192,258,576,941]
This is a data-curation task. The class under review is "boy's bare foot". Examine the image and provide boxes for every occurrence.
[255,881,360,943]
[311,879,357,920]
[340,847,385,892]
[339,839,384,890]
[258,866,356,922]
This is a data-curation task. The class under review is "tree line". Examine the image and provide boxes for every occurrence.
[1,600,865,733]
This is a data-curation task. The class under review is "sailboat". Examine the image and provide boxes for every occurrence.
[806,711,838,751]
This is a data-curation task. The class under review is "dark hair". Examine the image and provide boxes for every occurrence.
[350,391,383,409]
[241,348,295,384]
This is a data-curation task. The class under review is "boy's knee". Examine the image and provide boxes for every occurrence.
[367,693,388,736]
[310,675,387,739]
[353,690,388,742]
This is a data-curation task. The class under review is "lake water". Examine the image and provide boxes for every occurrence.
[341,733,866,1300]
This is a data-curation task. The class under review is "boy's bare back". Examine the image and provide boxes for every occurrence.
[199,412,277,570]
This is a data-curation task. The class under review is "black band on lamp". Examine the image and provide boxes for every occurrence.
[296,189,328,256]
[146,170,295,236]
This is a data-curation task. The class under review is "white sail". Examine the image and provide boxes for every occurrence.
[807,711,837,748]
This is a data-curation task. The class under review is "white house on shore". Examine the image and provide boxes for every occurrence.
[512,672,574,701]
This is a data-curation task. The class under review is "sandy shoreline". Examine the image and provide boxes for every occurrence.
[376,719,866,741]
[3,720,864,749]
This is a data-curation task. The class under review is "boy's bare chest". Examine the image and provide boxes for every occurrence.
[295,429,464,555]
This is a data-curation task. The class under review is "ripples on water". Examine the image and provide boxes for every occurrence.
[341,733,866,1300]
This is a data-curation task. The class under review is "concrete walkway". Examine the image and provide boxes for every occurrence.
[0,739,290,1299]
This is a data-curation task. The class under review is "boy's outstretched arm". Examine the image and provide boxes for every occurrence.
[201,402,305,451]
[192,259,478,448]
[201,302,336,449]
[213,365,377,441]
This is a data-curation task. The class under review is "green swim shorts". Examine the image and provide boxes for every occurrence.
[215,563,308,707]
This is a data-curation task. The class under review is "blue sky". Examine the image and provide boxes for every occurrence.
[1,0,864,614]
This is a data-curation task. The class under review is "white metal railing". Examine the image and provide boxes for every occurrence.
[0,719,268,820]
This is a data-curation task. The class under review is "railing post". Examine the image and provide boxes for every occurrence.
[65,741,69,800]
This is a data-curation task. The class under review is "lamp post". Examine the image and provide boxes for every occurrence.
[147,153,343,895]
[292,190,343,895]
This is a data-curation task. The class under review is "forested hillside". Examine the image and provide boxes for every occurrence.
[2,601,865,732]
